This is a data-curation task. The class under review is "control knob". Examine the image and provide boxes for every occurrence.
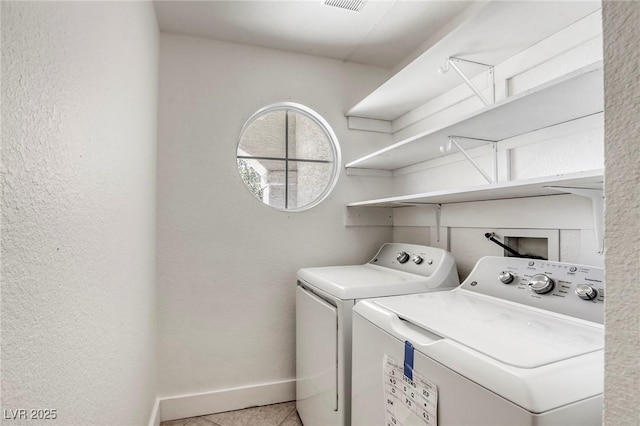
[412,255,424,265]
[498,271,514,284]
[396,251,410,264]
[528,274,555,294]
[575,284,598,300]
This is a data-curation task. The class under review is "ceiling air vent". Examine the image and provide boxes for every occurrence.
[323,0,365,12]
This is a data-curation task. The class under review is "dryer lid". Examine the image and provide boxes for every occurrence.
[373,290,604,369]
[297,264,437,300]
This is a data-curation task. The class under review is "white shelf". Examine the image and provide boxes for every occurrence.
[346,170,603,207]
[345,63,604,171]
[347,1,601,121]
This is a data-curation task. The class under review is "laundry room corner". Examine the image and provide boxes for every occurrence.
[3,1,639,424]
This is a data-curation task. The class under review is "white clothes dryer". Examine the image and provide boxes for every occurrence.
[296,243,459,426]
[351,256,604,426]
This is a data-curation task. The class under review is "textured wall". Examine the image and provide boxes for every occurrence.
[602,1,640,424]
[157,33,392,398]
[1,2,159,424]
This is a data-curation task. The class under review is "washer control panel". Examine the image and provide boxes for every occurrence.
[460,256,604,324]
[368,243,444,277]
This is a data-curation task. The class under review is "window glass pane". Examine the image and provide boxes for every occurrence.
[237,158,286,210]
[236,103,340,211]
[287,112,333,162]
[287,161,333,210]
[238,110,286,159]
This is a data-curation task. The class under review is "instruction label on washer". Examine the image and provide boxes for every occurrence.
[383,355,438,426]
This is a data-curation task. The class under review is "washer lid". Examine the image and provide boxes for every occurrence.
[374,290,604,369]
[297,264,442,300]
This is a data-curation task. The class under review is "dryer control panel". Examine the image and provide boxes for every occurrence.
[368,243,448,277]
[460,256,604,324]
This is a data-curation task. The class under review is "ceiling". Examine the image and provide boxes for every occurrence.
[153,0,473,70]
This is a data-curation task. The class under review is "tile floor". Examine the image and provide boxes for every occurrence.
[160,402,302,426]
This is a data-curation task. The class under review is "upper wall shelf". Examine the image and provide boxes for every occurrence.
[345,63,604,172]
[347,1,601,121]
[347,169,603,207]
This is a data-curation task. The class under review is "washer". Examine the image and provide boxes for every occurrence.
[296,243,459,426]
[351,256,604,426]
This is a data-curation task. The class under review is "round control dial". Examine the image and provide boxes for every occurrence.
[396,251,410,264]
[575,284,598,300]
[498,271,514,284]
[412,255,424,265]
[528,274,555,294]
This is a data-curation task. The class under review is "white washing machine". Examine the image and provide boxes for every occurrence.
[351,256,604,426]
[296,243,459,426]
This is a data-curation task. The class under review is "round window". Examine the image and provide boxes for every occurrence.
[236,103,341,211]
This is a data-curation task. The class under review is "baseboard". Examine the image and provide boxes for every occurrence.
[148,398,160,426]
[159,379,296,422]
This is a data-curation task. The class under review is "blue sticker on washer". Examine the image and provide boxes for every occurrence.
[404,341,414,380]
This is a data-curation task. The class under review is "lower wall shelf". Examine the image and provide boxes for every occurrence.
[346,169,603,207]
[346,169,604,253]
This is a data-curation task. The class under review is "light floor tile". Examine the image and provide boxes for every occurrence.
[160,415,219,426]
[187,417,221,426]
[160,419,191,426]
[279,409,303,426]
[203,401,296,426]
[162,402,301,426]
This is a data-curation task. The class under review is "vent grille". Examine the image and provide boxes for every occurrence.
[323,0,365,12]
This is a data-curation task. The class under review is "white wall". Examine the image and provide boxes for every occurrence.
[1,2,158,424]
[602,1,640,424]
[156,33,392,409]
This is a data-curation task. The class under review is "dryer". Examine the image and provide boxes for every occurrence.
[296,243,459,426]
[351,256,604,426]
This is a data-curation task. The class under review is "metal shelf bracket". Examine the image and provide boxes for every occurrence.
[441,136,497,184]
[547,186,604,254]
[438,57,495,106]
[434,204,442,242]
